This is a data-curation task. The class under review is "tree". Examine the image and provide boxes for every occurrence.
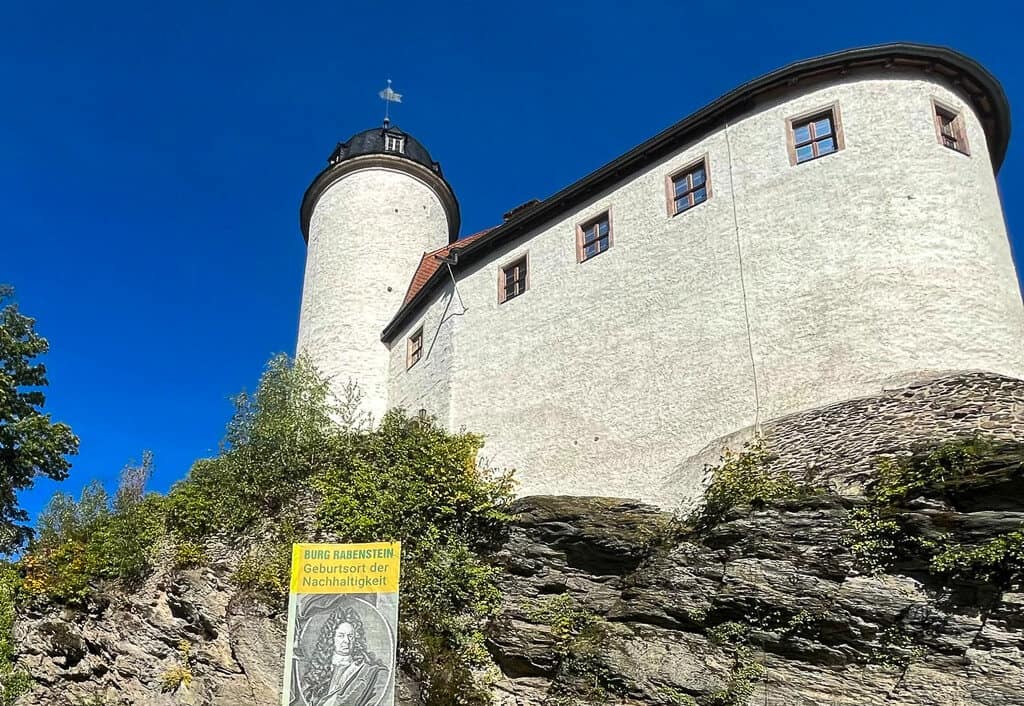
[0,285,78,554]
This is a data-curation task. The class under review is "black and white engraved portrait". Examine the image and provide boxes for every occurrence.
[287,594,396,706]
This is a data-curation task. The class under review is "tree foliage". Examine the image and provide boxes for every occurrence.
[17,354,515,704]
[0,285,79,553]
[0,563,30,705]
[22,456,165,604]
[164,354,347,536]
[163,355,515,704]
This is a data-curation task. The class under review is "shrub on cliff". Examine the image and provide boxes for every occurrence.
[689,438,812,531]
[165,354,349,536]
[20,354,515,705]
[845,436,1024,585]
[23,455,165,604]
[0,564,30,705]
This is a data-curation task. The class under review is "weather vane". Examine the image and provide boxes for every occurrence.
[379,79,402,128]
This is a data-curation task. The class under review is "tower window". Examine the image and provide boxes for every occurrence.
[668,158,710,216]
[787,105,844,165]
[499,255,529,303]
[933,101,970,155]
[384,133,405,153]
[407,327,423,369]
[576,211,612,263]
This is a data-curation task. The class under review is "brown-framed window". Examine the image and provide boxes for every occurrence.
[668,159,710,216]
[576,211,611,263]
[788,106,843,165]
[933,101,970,155]
[407,327,423,369]
[499,255,528,303]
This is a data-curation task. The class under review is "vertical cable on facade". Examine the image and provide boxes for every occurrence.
[725,122,763,432]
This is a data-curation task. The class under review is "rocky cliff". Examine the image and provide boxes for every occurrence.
[13,470,1024,705]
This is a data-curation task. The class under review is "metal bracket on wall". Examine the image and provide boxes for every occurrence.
[424,250,467,360]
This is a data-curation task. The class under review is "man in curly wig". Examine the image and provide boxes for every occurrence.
[302,607,389,706]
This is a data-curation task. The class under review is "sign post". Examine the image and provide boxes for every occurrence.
[281,542,401,706]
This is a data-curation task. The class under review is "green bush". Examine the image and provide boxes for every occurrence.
[528,594,599,645]
[843,506,902,575]
[312,411,511,543]
[166,354,349,538]
[869,625,924,671]
[232,520,301,601]
[703,619,766,706]
[23,456,165,604]
[690,438,809,531]
[158,641,193,692]
[846,437,1024,583]
[171,541,206,571]
[710,648,765,706]
[0,564,31,705]
[527,595,627,704]
[707,621,750,647]
[871,436,994,506]
[930,529,1024,584]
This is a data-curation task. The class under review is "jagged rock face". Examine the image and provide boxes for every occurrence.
[14,494,1024,705]
[487,496,1024,706]
[14,555,288,705]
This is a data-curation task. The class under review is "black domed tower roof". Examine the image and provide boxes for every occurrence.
[301,123,461,244]
[327,125,439,172]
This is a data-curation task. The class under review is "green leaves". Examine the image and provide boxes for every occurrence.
[929,529,1024,584]
[22,456,165,604]
[0,563,31,705]
[0,286,79,554]
[166,354,352,536]
[310,411,513,705]
[17,352,514,705]
[845,437,1024,586]
[689,438,811,531]
[871,437,993,506]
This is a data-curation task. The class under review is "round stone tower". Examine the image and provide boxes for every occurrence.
[297,125,460,421]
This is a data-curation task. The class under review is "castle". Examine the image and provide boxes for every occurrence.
[295,43,1024,507]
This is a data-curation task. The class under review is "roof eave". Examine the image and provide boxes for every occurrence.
[380,43,1010,343]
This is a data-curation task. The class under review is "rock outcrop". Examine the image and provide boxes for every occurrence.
[14,481,1024,705]
[487,495,1024,705]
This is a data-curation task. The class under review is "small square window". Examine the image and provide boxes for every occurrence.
[669,158,711,216]
[788,106,843,165]
[499,255,529,303]
[384,133,405,154]
[576,211,612,263]
[933,102,970,156]
[407,327,423,369]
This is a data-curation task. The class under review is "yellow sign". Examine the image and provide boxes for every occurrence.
[289,541,401,594]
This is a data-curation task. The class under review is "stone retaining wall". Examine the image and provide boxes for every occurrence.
[670,371,1024,504]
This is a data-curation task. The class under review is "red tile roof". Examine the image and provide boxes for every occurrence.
[402,228,495,305]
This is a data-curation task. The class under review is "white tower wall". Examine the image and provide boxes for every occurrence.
[297,164,451,420]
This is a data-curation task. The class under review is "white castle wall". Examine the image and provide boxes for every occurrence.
[387,279,458,426]
[386,75,1024,507]
[298,166,450,421]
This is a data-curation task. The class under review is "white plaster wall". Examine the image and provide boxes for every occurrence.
[385,75,1024,508]
[386,281,458,425]
[298,167,450,421]
[731,77,1024,423]
[442,132,760,503]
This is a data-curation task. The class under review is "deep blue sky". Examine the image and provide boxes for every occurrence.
[3,1,1022,522]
